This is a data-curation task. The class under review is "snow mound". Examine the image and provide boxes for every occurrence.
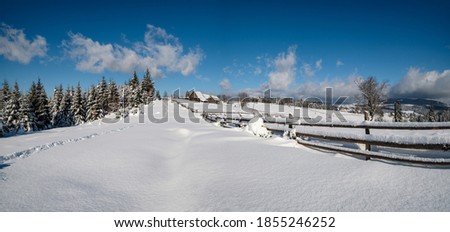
[172,128,192,137]
[247,117,271,138]
[282,128,297,139]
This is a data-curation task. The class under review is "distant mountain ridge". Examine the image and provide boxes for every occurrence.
[385,98,449,111]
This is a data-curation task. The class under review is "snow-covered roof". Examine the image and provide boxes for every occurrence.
[202,93,211,99]
[193,91,207,102]
[208,95,220,101]
[190,91,220,102]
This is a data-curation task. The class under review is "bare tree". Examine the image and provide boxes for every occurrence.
[237,92,249,99]
[355,76,387,121]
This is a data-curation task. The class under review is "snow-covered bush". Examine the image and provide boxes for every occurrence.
[247,117,271,138]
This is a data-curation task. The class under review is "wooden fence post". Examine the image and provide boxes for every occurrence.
[364,111,371,160]
[221,115,227,127]
[288,113,293,129]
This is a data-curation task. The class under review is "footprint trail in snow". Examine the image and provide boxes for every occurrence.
[0,125,134,163]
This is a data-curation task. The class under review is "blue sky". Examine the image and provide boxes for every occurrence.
[1,0,450,101]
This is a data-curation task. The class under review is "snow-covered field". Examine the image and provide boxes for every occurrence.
[1,100,450,211]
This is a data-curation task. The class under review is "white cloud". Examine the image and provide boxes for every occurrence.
[268,46,297,90]
[235,73,360,101]
[336,59,344,67]
[219,78,232,91]
[254,66,262,75]
[195,74,210,82]
[315,59,322,70]
[300,59,322,78]
[301,63,315,77]
[176,49,203,76]
[63,24,203,76]
[390,67,450,101]
[294,74,361,100]
[222,59,265,78]
[0,23,47,64]
[222,66,232,74]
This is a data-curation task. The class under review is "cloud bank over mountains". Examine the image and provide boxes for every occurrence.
[390,67,450,102]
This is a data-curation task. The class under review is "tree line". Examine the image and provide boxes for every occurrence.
[0,69,158,137]
[395,103,450,122]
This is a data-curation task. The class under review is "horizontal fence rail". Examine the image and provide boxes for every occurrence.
[174,100,450,165]
[299,121,450,130]
[297,139,450,165]
[203,114,450,144]
[206,114,450,130]
[268,128,449,151]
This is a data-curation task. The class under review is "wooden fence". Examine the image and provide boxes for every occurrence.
[173,99,450,164]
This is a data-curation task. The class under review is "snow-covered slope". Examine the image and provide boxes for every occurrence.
[1,100,450,211]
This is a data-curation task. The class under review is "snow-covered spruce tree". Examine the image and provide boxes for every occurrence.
[120,84,130,109]
[426,106,436,122]
[140,68,155,104]
[55,87,75,127]
[394,100,402,122]
[108,80,120,113]
[441,110,450,122]
[72,83,86,125]
[28,81,37,104]
[1,80,11,114]
[418,115,425,122]
[34,79,51,130]
[82,88,89,116]
[155,90,161,100]
[18,94,38,132]
[355,76,387,121]
[444,110,450,122]
[86,85,100,121]
[98,77,109,115]
[3,82,21,134]
[1,80,11,136]
[128,71,142,108]
[51,84,63,126]
[133,86,142,108]
[117,84,130,117]
[410,113,419,122]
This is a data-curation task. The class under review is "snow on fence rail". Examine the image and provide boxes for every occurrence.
[216,115,450,130]
[173,101,450,164]
[200,112,450,151]
[174,99,450,129]
[297,139,450,165]
[174,101,450,148]
[268,127,450,151]
[299,121,450,130]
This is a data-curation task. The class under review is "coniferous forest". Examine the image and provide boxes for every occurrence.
[0,69,156,137]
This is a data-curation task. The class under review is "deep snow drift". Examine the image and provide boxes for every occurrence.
[1,100,450,211]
